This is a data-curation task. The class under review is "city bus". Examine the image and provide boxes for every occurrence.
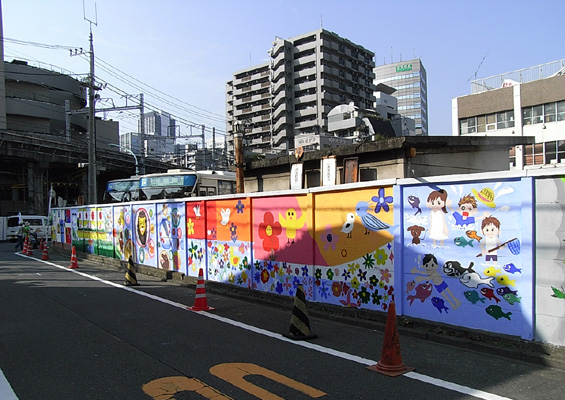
[103,170,236,203]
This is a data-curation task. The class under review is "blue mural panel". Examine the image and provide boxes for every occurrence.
[402,179,533,339]
[132,204,157,267]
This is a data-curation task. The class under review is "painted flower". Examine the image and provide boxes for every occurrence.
[260,269,270,284]
[326,269,334,280]
[301,265,309,277]
[189,242,198,257]
[187,218,195,235]
[286,264,292,275]
[295,267,300,276]
[292,276,300,288]
[320,225,339,251]
[197,248,203,261]
[376,248,387,265]
[363,252,376,269]
[351,276,360,289]
[341,249,347,257]
[359,287,371,304]
[241,271,248,282]
[357,269,367,282]
[369,275,378,286]
[236,200,245,214]
[230,223,238,243]
[372,187,393,213]
[318,282,329,299]
[342,270,351,281]
[347,262,359,274]
[258,212,282,252]
[342,282,351,295]
[315,268,322,280]
[228,272,235,284]
[332,281,343,297]
[210,227,217,239]
[276,282,284,294]
[380,268,391,283]
[372,289,382,305]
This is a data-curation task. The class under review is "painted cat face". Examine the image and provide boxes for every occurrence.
[139,215,147,235]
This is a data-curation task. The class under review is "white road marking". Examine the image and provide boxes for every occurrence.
[16,253,513,400]
[0,368,18,400]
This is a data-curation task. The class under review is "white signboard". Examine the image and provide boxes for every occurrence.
[290,163,303,190]
[321,157,336,186]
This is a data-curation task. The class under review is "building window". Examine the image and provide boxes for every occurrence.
[497,110,514,129]
[523,101,565,125]
[459,110,514,135]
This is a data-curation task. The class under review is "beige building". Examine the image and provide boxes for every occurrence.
[452,59,565,169]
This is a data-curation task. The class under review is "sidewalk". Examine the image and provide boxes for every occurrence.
[10,240,565,371]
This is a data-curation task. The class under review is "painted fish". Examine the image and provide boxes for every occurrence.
[496,287,518,297]
[485,305,512,320]
[464,290,486,304]
[480,287,501,303]
[484,266,501,277]
[431,297,449,314]
[443,260,474,277]
[459,271,494,288]
[407,281,433,305]
[454,236,474,248]
[502,293,522,305]
[503,263,522,274]
[406,280,416,294]
[496,275,516,287]
[408,195,422,215]
[466,230,483,242]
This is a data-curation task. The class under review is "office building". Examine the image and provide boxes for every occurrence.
[226,29,376,155]
[140,110,177,137]
[373,59,428,136]
[452,59,565,169]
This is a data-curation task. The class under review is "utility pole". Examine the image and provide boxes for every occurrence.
[233,121,245,193]
[201,125,206,170]
[87,24,97,204]
[139,93,145,174]
[212,127,216,170]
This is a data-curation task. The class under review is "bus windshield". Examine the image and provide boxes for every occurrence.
[140,173,198,200]
[104,178,141,203]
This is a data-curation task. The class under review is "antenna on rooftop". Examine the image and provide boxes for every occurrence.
[83,0,98,27]
[468,53,488,81]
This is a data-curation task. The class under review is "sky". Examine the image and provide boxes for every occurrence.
[2,0,563,143]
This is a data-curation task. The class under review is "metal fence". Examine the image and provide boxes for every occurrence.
[471,59,565,94]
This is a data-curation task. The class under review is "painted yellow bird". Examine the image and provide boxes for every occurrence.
[279,208,306,244]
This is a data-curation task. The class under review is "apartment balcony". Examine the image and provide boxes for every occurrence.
[296,53,316,65]
[295,119,317,130]
[294,80,316,92]
[295,40,317,53]
[294,66,316,80]
[294,93,316,105]
[294,107,317,120]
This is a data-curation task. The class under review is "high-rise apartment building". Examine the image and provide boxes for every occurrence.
[373,59,428,136]
[226,29,376,154]
[139,110,177,137]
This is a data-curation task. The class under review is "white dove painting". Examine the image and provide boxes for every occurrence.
[220,208,231,225]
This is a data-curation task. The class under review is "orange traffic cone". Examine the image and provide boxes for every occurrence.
[188,268,214,311]
[41,241,50,261]
[21,236,28,254]
[68,246,79,269]
[25,236,33,256]
[366,302,414,377]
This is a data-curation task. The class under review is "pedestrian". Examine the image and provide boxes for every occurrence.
[14,222,24,251]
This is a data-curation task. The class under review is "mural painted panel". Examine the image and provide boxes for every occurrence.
[251,195,314,300]
[97,207,114,257]
[402,180,533,338]
[113,205,133,261]
[156,203,186,274]
[314,187,395,310]
[185,200,207,278]
[132,204,157,267]
[206,198,252,286]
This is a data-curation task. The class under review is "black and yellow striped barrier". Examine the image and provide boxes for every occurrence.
[283,284,317,340]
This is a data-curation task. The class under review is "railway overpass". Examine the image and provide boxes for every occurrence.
[0,129,175,215]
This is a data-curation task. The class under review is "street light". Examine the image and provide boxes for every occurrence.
[109,144,139,175]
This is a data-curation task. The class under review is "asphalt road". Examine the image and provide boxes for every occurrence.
[1,241,564,399]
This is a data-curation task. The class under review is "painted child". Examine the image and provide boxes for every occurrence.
[448,193,488,228]
[480,216,504,264]
[411,254,461,310]
[426,189,449,247]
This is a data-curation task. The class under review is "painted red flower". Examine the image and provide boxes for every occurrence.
[260,269,270,283]
[258,212,282,252]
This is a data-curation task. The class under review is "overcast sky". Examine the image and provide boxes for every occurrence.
[2,0,563,142]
